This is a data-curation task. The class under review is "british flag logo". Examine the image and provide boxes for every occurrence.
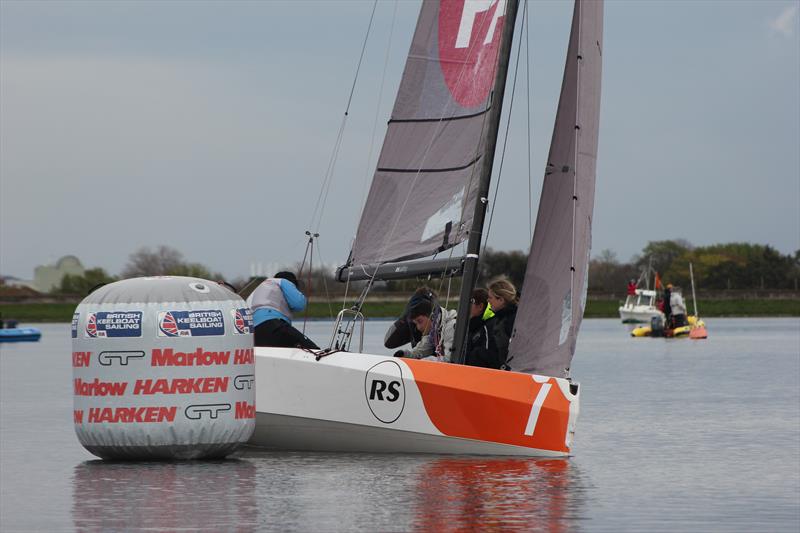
[231,308,252,335]
[85,313,98,337]
[158,311,181,337]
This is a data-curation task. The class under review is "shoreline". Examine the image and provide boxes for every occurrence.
[2,298,798,323]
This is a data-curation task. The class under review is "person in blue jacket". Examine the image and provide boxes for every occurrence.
[249,271,318,349]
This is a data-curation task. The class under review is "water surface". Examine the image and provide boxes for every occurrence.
[1,318,798,531]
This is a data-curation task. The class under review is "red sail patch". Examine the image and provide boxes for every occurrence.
[438,0,506,107]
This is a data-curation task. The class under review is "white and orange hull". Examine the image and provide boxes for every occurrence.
[250,347,579,456]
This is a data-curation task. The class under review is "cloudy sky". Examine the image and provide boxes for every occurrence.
[1,0,798,281]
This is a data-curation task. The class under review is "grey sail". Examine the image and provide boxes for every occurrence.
[345,0,512,271]
[507,0,603,377]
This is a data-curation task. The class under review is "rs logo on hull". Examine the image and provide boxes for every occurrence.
[365,360,405,424]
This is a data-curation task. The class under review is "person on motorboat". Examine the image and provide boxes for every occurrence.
[487,277,519,369]
[250,272,319,349]
[627,279,637,296]
[669,286,688,328]
[393,292,456,362]
[464,288,502,369]
[663,284,673,327]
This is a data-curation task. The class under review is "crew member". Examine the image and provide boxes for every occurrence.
[250,272,318,349]
[464,288,500,369]
[669,286,688,328]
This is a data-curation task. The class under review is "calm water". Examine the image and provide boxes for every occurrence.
[1,318,798,532]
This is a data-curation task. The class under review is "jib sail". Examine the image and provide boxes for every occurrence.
[508,0,603,377]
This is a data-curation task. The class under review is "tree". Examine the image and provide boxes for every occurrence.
[636,239,693,276]
[477,248,528,289]
[57,268,117,295]
[588,249,638,292]
[121,246,220,280]
[691,243,796,290]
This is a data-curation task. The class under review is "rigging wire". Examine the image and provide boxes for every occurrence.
[525,0,533,245]
[308,0,379,235]
[299,231,317,335]
[297,231,336,324]
[481,0,528,257]
[359,0,399,211]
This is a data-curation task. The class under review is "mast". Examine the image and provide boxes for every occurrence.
[452,0,520,364]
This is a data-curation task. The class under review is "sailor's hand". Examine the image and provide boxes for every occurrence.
[393,350,405,358]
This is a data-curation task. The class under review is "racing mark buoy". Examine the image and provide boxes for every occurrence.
[72,276,255,460]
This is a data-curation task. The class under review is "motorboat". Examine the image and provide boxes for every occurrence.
[619,289,664,325]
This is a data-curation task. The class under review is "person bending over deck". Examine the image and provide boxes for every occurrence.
[487,277,519,369]
[393,293,456,362]
[250,272,319,349]
[383,287,435,350]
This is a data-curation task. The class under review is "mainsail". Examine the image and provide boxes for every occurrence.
[508,0,604,377]
[342,0,513,273]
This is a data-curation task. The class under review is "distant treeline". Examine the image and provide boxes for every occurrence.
[10,241,799,299]
[586,240,799,293]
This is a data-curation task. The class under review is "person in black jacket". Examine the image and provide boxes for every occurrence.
[464,288,500,369]
[383,287,435,350]
[487,277,519,369]
[663,284,673,328]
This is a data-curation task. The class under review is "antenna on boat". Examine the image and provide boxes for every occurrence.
[689,262,699,319]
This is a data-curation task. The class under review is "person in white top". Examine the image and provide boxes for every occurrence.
[393,294,457,363]
[249,272,318,349]
[669,287,688,328]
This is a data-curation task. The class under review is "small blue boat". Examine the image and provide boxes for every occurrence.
[0,320,41,342]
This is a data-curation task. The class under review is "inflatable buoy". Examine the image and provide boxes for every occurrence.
[72,277,255,460]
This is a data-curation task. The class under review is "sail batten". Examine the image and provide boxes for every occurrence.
[378,155,481,174]
[388,106,491,124]
[508,0,603,377]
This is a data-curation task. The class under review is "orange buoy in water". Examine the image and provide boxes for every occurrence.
[689,326,708,339]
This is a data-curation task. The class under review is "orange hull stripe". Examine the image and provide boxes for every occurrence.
[403,359,572,452]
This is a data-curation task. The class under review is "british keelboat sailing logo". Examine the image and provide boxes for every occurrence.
[438,0,506,107]
[157,310,225,337]
[84,312,142,338]
[72,312,79,339]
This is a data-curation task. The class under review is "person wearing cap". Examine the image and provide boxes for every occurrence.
[464,288,501,369]
[383,287,434,351]
[249,271,319,349]
[393,287,457,362]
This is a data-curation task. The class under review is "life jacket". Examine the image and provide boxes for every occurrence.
[249,278,293,322]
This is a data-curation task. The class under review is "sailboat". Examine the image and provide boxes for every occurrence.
[250,0,603,456]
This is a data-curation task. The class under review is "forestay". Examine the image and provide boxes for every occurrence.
[508,0,603,377]
[347,0,510,269]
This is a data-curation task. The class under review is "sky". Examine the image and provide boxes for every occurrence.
[1,0,798,281]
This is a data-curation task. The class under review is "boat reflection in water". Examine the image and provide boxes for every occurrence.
[411,457,581,531]
[71,460,257,531]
